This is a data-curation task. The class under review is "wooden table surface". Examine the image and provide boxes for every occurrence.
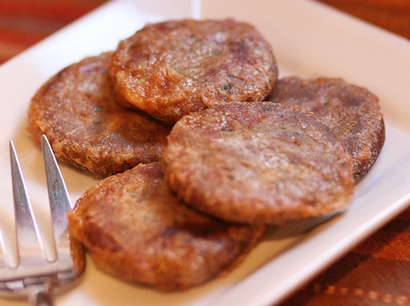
[1,1,410,305]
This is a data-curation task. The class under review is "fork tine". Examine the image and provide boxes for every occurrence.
[9,141,47,266]
[0,227,9,269]
[41,135,73,260]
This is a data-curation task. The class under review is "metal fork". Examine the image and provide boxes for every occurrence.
[0,135,84,305]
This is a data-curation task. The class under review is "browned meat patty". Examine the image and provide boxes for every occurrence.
[28,52,171,178]
[108,19,278,124]
[161,102,354,225]
[269,76,385,182]
[69,236,86,278]
[67,163,266,291]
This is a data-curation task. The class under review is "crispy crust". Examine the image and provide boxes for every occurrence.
[269,76,385,182]
[161,102,354,225]
[67,163,266,291]
[28,52,171,178]
[108,19,278,124]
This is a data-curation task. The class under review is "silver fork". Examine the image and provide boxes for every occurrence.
[0,135,84,305]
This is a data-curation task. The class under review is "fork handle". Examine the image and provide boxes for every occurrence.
[28,285,53,306]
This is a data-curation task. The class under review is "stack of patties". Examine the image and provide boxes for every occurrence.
[268,76,385,182]
[28,51,172,178]
[28,18,384,291]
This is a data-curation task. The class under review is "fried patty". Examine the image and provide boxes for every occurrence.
[108,19,278,124]
[67,163,266,291]
[28,52,171,178]
[161,102,354,225]
[269,77,385,182]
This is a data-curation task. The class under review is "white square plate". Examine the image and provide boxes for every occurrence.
[1,0,410,305]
